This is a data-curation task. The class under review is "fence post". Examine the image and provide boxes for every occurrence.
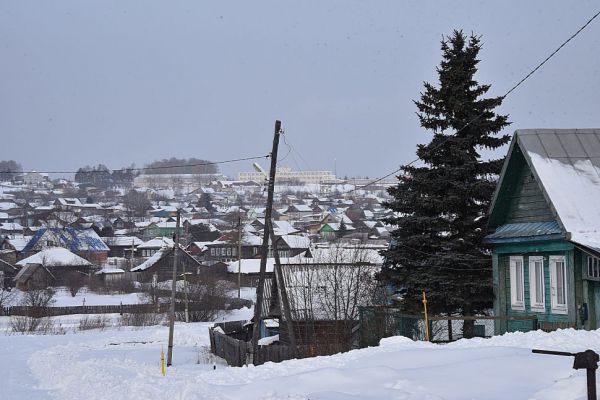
[422,291,430,342]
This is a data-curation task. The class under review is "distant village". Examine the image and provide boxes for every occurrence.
[0,165,395,291]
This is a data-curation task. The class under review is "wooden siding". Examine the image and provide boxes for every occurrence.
[505,162,555,224]
[498,250,575,332]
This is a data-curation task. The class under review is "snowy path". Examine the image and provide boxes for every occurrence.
[3,324,600,399]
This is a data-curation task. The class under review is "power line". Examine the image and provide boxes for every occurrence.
[349,9,600,193]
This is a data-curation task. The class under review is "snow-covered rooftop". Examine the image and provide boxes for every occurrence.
[16,247,92,267]
[513,129,600,251]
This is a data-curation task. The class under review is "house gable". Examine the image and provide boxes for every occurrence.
[489,140,557,230]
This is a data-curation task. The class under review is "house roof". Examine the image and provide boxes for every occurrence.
[485,221,563,243]
[278,234,311,249]
[4,236,33,251]
[14,263,55,283]
[490,129,600,251]
[101,236,144,247]
[16,247,92,267]
[137,237,174,249]
[131,246,199,272]
[131,249,166,271]
[22,228,109,253]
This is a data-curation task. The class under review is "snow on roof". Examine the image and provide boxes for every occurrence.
[95,267,125,275]
[307,245,384,265]
[101,236,144,247]
[242,234,262,246]
[288,204,312,212]
[0,202,19,211]
[0,222,24,231]
[515,129,600,251]
[22,228,109,253]
[16,247,92,267]
[226,258,277,274]
[272,220,299,235]
[131,249,166,271]
[137,237,174,249]
[4,236,33,251]
[278,234,310,249]
[56,198,83,206]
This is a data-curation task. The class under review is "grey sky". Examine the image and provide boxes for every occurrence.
[1,1,599,179]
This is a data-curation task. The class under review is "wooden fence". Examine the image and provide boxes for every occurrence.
[208,325,351,367]
[0,302,232,317]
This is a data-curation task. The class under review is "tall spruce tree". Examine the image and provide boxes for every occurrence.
[382,31,510,336]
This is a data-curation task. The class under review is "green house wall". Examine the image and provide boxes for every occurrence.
[493,241,581,334]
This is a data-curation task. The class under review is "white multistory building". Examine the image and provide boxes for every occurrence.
[238,167,336,184]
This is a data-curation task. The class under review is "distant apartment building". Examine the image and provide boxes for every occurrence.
[238,167,336,184]
[133,173,226,190]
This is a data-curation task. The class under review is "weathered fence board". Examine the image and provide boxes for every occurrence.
[209,325,351,367]
[1,302,224,317]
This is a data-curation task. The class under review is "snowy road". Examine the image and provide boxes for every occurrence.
[3,322,599,399]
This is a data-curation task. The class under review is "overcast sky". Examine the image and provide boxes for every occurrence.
[1,1,599,179]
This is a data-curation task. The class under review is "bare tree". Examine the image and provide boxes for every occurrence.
[281,244,382,349]
[10,288,56,333]
[64,271,86,297]
[0,286,17,310]
[176,274,235,322]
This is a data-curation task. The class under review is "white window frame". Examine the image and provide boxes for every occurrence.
[509,256,525,311]
[528,256,545,312]
[549,255,568,314]
[587,255,600,280]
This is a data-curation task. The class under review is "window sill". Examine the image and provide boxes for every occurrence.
[550,307,568,315]
[511,304,525,312]
[530,306,546,313]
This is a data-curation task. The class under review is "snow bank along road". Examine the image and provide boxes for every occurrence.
[3,324,600,399]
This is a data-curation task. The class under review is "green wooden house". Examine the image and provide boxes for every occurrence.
[485,129,600,334]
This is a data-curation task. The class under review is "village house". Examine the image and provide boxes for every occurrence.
[485,129,600,334]
[137,237,174,258]
[131,245,203,282]
[20,227,109,264]
[15,247,93,289]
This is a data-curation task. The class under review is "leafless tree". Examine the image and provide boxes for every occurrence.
[0,286,17,310]
[64,271,86,297]
[281,244,382,349]
[10,288,56,333]
[177,274,235,322]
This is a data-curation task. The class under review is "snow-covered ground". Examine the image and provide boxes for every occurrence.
[51,288,143,307]
[2,312,599,400]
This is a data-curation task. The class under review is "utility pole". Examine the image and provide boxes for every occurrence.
[183,246,189,324]
[268,225,298,357]
[130,238,135,271]
[166,209,181,366]
[238,215,242,299]
[251,120,282,366]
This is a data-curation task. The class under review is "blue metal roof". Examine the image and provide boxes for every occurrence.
[22,228,109,253]
[484,221,563,244]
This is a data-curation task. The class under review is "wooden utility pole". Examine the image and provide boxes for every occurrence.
[268,225,298,357]
[251,120,282,366]
[238,215,242,299]
[183,248,189,323]
[166,209,181,366]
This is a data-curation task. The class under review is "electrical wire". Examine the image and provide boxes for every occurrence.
[348,9,600,193]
